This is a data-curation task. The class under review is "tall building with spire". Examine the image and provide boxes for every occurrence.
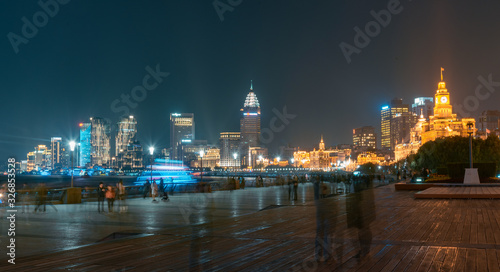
[420,68,475,144]
[240,81,261,167]
[394,68,476,161]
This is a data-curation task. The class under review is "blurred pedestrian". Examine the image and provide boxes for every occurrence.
[21,183,31,213]
[34,183,47,213]
[143,180,150,199]
[321,181,328,199]
[151,181,158,202]
[105,185,115,213]
[117,180,127,213]
[97,182,106,213]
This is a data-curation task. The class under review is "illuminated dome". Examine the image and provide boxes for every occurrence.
[243,80,260,108]
[244,92,260,108]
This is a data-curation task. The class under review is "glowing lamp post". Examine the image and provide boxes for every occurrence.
[69,141,76,187]
[200,150,204,183]
[467,122,474,168]
[149,147,154,183]
[233,153,238,171]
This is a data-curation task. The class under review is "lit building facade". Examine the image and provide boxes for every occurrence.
[478,110,500,136]
[90,117,111,167]
[412,97,434,119]
[27,151,35,171]
[294,136,352,170]
[394,68,476,161]
[79,122,91,167]
[117,140,143,170]
[357,152,387,165]
[170,113,195,161]
[381,98,412,150]
[420,70,475,144]
[353,126,377,150]
[116,116,137,156]
[219,132,241,168]
[390,111,417,148]
[240,81,261,167]
[50,137,62,169]
[191,147,220,169]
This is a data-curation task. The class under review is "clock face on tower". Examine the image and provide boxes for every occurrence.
[440,96,448,104]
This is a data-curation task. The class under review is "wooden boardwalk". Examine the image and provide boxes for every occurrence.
[416,186,500,199]
[4,184,500,271]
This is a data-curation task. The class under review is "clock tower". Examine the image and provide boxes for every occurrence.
[433,67,452,118]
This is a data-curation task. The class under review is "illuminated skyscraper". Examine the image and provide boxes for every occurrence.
[116,116,137,156]
[50,137,62,169]
[380,98,411,150]
[478,110,500,135]
[79,122,91,167]
[170,113,195,160]
[90,117,111,166]
[412,97,434,119]
[240,81,261,166]
[219,132,241,168]
[353,126,377,150]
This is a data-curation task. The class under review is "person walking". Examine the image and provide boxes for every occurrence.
[105,185,116,213]
[151,181,158,202]
[34,183,48,213]
[117,180,126,213]
[21,183,30,214]
[97,182,106,213]
[288,177,293,200]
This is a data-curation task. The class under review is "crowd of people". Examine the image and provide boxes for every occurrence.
[142,178,169,203]
[97,179,127,213]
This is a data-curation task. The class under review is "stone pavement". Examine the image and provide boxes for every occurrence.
[2,181,500,271]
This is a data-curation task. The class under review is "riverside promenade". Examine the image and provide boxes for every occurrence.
[2,182,500,271]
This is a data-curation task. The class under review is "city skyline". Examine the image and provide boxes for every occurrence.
[2,0,500,162]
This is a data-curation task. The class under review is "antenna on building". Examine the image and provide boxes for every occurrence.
[250,80,253,91]
[441,67,444,81]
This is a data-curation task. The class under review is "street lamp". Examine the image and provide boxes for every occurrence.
[149,146,154,183]
[233,153,237,171]
[69,141,76,187]
[467,122,474,168]
[200,150,204,183]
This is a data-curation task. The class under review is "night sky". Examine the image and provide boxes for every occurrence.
[1,0,500,161]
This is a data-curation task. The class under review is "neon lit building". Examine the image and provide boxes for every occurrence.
[79,122,91,167]
[116,116,137,163]
[240,81,261,167]
[90,117,111,167]
[170,113,195,161]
